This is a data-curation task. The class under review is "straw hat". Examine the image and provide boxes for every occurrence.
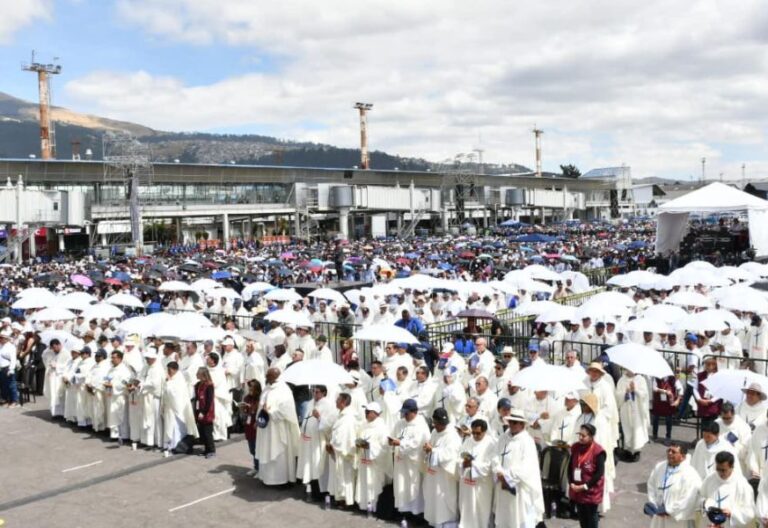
[742,382,767,401]
[580,393,599,414]
[586,362,606,375]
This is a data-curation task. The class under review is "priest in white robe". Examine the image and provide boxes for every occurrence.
[180,342,204,396]
[255,368,301,486]
[746,418,768,479]
[162,361,198,455]
[355,402,392,514]
[63,349,82,423]
[74,348,95,427]
[615,370,650,457]
[104,350,132,441]
[737,382,768,430]
[297,385,335,496]
[645,443,702,528]
[716,402,753,467]
[390,398,431,516]
[244,341,266,387]
[138,347,164,447]
[699,450,755,528]
[549,392,582,446]
[457,417,496,528]
[207,352,232,441]
[86,350,110,432]
[433,367,466,424]
[755,463,768,527]
[691,421,743,479]
[326,392,359,507]
[42,340,67,417]
[422,408,461,527]
[493,409,545,528]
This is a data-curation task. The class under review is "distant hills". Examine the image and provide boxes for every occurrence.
[0,91,532,173]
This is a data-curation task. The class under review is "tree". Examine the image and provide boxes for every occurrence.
[560,164,581,178]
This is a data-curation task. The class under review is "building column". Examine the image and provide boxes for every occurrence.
[396,213,403,233]
[29,230,37,258]
[339,208,350,240]
[101,233,107,246]
[222,213,230,249]
[58,233,65,253]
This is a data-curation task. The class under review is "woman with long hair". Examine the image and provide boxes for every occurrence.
[193,367,216,458]
[241,379,263,476]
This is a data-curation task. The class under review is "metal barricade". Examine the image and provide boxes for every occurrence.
[703,353,768,376]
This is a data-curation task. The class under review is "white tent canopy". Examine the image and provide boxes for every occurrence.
[655,182,768,257]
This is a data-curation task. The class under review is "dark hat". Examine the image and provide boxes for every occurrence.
[400,398,418,415]
[495,358,508,368]
[497,397,512,410]
[432,408,449,426]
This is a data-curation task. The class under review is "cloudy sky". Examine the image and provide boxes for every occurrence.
[1,0,767,180]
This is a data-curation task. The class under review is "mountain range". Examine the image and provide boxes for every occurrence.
[0,91,532,173]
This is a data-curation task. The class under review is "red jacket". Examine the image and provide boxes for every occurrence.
[696,371,721,418]
[569,441,605,505]
[652,376,678,416]
[194,382,215,425]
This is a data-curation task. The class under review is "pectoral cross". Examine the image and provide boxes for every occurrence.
[500,442,511,466]
[438,394,447,409]
[558,420,569,441]
[761,441,768,461]
[715,490,729,509]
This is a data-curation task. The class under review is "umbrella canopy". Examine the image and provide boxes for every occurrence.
[82,303,125,321]
[280,360,353,386]
[702,369,768,405]
[606,269,659,288]
[12,289,57,310]
[515,300,561,317]
[264,309,313,328]
[31,307,78,322]
[57,291,97,311]
[622,317,672,335]
[241,282,276,301]
[39,330,83,350]
[158,280,195,292]
[307,288,348,305]
[353,325,419,344]
[574,298,632,321]
[264,288,303,303]
[605,343,674,378]
[455,309,496,320]
[674,309,744,333]
[70,274,93,287]
[191,278,221,292]
[206,287,242,301]
[717,289,768,314]
[642,304,688,322]
[508,363,587,392]
[106,292,145,309]
[665,291,713,309]
[523,264,562,282]
[535,304,577,324]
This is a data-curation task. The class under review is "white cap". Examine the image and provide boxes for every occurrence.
[364,402,382,414]
[222,337,235,347]
[441,342,455,353]
[143,346,158,359]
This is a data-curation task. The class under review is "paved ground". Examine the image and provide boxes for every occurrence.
[0,398,697,528]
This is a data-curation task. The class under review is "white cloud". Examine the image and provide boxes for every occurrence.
[0,0,52,44]
[62,0,768,179]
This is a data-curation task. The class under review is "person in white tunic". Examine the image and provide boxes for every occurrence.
[457,418,496,528]
[422,408,461,528]
[62,348,82,423]
[297,385,335,497]
[243,340,266,387]
[746,413,768,480]
[207,352,233,441]
[255,368,301,486]
[549,392,582,446]
[615,370,650,459]
[221,339,245,392]
[138,346,164,448]
[74,348,95,427]
[691,421,743,479]
[389,398,431,517]
[644,442,702,528]
[162,361,198,455]
[326,392,359,507]
[573,393,615,512]
[104,350,132,442]
[525,390,562,447]
[716,402,753,467]
[434,367,467,424]
[86,350,110,432]
[699,451,755,528]
[584,362,619,451]
[737,382,768,430]
[180,342,204,396]
[42,339,67,417]
[493,409,545,528]
[355,402,392,515]
[755,462,768,527]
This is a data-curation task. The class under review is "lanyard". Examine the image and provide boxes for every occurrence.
[575,442,595,469]
[659,465,678,504]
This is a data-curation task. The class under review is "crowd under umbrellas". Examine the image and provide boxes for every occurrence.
[3,225,768,525]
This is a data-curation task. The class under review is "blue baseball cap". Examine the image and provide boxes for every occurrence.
[684,333,698,343]
[400,399,418,415]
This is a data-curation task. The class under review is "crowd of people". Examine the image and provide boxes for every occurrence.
[2,225,768,527]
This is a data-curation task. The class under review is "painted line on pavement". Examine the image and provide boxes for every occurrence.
[62,460,103,473]
[168,487,236,513]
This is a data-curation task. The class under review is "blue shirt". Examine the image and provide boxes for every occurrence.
[454,338,476,357]
[395,317,425,336]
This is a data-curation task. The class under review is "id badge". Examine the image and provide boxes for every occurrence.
[574,468,582,481]
[246,415,253,425]
[427,467,437,475]
[301,434,311,442]
[660,393,667,402]
[361,458,372,466]
[463,477,476,486]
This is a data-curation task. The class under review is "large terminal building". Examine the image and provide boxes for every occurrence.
[0,158,625,258]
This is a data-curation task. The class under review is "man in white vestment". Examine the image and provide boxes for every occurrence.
[162,361,198,455]
[255,368,301,486]
[326,392,358,507]
[746,410,768,479]
[74,348,95,427]
[457,418,496,528]
[716,402,753,467]
[86,350,110,432]
[63,348,82,423]
[221,338,245,392]
[644,443,702,528]
[493,409,545,528]
[389,398,431,517]
[737,382,768,430]
[42,338,67,417]
[355,402,392,515]
[691,421,743,479]
[584,362,619,450]
[525,390,561,447]
[297,385,335,498]
[138,346,164,447]
[549,392,582,446]
[180,342,204,396]
[615,370,650,460]
[104,350,132,442]
[434,367,467,424]
[422,408,461,528]
[699,451,755,528]
[207,352,232,441]
[243,340,266,387]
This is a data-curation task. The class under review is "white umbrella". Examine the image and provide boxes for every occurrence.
[174,311,214,329]
[535,304,577,324]
[583,291,636,308]
[39,330,82,349]
[718,266,758,283]
[669,268,729,288]
[559,271,590,293]
[353,325,419,345]
[605,343,674,378]
[158,280,195,292]
[191,278,221,292]
[740,262,768,278]
[488,280,519,295]
[523,264,562,282]
[241,282,275,302]
[622,317,672,335]
[642,304,688,322]
[17,287,53,299]
[12,290,58,310]
[31,307,77,322]
[57,292,97,311]
[674,309,744,333]
[307,288,348,305]
[702,369,768,405]
[264,288,303,303]
[106,292,145,309]
[342,288,362,306]
[369,283,403,296]
[665,291,713,309]
[509,363,587,392]
[206,287,242,301]
[264,309,313,328]
[118,312,175,337]
[607,270,658,288]
[515,301,562,317]
[718,289,768,314]
[81,303,124,321]
[682,260,717,272]
[280,360,353,386]
[651,275,678,291]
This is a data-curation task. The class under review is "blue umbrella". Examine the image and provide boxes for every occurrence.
[613,244,627,251]
[428,254,441,261]
[396,270,411,278]
[113,271,131,282]
[405,252,420,259]
[438,263,453,271]
[277,268,293,277]
[628,241,647,249]
[212,270,232,280]
[515,234,558,243]
[519,246,535,253]
[528,255,545,263]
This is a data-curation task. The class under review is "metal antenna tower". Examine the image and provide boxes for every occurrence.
[102,132,153,255]
[354,102,373,169]
[22,51,62,159]
[439,153,481,229]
